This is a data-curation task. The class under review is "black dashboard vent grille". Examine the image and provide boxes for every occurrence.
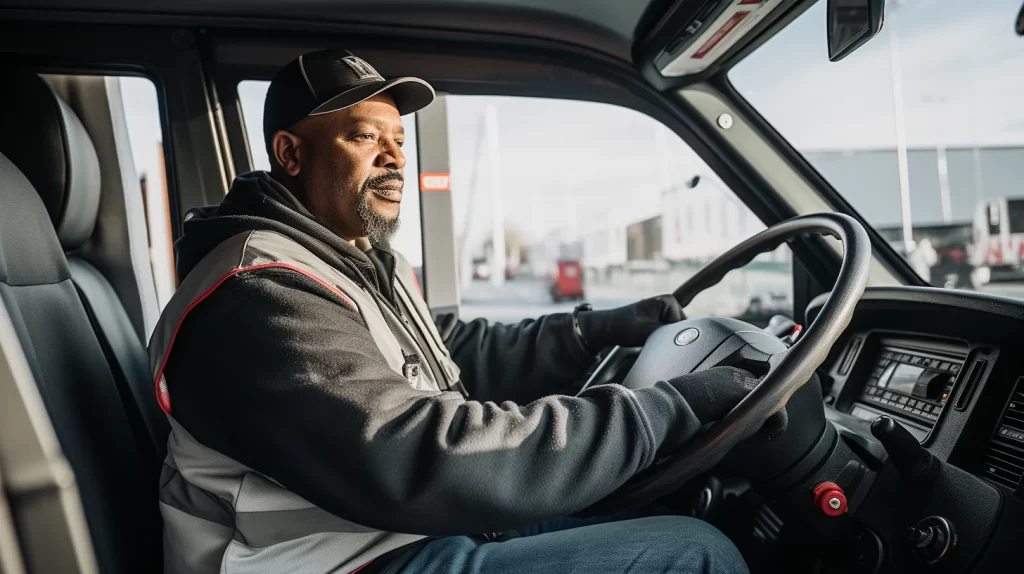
[1003,382,1024,428]
[980,439,1024,488]
[979,378,1024,488]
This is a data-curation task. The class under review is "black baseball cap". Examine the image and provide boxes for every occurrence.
[263,49,435,153]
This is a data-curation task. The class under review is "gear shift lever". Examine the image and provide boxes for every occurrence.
[870,416,939,484]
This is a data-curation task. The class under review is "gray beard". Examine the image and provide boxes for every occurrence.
[357,188,401,244]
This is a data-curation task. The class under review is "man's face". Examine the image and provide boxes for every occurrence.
[273,93,406,243]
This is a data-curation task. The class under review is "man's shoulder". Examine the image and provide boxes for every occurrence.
[159,229,363,332]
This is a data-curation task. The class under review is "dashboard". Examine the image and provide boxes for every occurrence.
[804,286,1024,572]
[806,287,1021,483]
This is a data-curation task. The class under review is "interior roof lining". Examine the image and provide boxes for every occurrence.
[0,0,659,63]
[0,0,807,90]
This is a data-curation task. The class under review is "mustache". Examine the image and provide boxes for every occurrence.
[362,171,404,190]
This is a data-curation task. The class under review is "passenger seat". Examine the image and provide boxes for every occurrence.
[0,71,164,572]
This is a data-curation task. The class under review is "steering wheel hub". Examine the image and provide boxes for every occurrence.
[674,328,700,346]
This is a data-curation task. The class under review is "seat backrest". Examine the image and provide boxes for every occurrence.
[0,71,162,573]
[69,257,170,460]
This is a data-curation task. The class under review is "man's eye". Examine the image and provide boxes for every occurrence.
[354,133,376,142]
[395,140,404,148]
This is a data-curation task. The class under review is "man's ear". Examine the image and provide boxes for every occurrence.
[271,130,303,176]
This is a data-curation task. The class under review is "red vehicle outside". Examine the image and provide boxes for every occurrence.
[550,259,584,302]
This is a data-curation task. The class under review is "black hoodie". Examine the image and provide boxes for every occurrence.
[161,172,704,538]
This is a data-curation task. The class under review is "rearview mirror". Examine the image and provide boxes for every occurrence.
[827,0,885,62]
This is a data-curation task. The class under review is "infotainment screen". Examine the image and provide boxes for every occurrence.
[882,363,924,396]
[860,344,964,426]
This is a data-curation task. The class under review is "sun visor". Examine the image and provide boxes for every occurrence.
[656,0,785,77]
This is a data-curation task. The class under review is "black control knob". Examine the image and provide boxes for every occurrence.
[908,525,936,549]
[908,516,956,564]
[913,371,951,402]
[870,416,939,484]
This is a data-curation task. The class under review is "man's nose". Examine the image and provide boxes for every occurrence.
[377,139,407,171]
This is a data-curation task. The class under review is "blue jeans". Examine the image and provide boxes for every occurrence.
[396,510,749,573]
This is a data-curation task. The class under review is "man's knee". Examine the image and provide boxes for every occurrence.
[626,516,748,573]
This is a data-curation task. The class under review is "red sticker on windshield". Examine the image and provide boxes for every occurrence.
[692,11,751,59]
[420,173,451,192]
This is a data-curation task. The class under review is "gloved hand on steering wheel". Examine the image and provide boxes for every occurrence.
[642,367,762,460]
[666,366,761,425]
[576,295,685,353]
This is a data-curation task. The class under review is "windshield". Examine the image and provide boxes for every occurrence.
[731,0,1024,295]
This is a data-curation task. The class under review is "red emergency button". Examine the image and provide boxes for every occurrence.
[812,481,848,517]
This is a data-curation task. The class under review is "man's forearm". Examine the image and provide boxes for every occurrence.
[436,313,594,403]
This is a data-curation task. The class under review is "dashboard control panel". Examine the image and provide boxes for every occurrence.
[857,343,965,428]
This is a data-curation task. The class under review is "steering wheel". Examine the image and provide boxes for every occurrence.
[579,213,871,515]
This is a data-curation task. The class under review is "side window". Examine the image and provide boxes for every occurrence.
[117,77,175,309]
[237,81,425,268]
[444,96,792,325]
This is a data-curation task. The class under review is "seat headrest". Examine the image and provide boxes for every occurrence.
[0,71,101,251]
[0,153,70,286]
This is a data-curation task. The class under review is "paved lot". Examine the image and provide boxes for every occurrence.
[458,273,1024,325]
[459,268,791,324]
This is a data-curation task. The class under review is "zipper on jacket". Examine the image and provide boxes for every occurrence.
[359,277,451,392]
[392,277,466,396]
[338,254,460,395]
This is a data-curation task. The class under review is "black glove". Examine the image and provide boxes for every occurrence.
[665,366,760,424]
[576,295,685,353]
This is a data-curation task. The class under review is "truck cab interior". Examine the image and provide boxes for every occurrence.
[2,0,1024,573]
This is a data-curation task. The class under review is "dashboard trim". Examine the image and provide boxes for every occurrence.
[807,286,1024,324]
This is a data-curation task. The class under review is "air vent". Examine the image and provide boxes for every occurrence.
[980,439,1024,488]
[979,378,1024,488]
[1003,379,1024,428]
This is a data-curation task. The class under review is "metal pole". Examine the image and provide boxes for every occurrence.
[888,25,914,250]
[459,116,487,290]
[972,147,984,204]
[937,145,952,223]
[486,104,506,287]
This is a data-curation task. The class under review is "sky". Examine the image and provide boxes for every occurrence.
[731,0,1024,150]
[117,0,1024,271]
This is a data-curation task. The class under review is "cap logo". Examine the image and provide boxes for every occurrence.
[340,56,383,81]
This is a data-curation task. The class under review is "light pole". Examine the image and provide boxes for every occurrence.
[486,104,506,287]
[887,1,914,251]
[937,143,953,224]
